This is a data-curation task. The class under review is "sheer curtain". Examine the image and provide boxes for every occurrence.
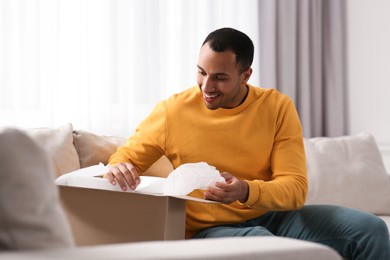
[0,0,260,136]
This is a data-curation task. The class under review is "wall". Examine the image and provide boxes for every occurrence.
[347,0,390,171]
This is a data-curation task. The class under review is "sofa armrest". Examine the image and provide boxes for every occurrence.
[0,237,342,260]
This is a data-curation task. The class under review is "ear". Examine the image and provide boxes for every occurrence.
[241,68,252,84]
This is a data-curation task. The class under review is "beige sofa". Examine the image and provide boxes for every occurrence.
[1,123,390,259]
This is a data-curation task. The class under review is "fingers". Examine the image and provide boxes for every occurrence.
[104,162,140,191]
[204,186,236,204]
[204,187,234,204]
[214,173,235,191]
[104,171,116,185]
[220,172,234,183]
[204,172,246,204]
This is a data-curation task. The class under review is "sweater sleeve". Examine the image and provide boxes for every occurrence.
[108,101,167,173]
[244,97,308,210]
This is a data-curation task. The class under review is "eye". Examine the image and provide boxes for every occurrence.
[198,70,206,76]
[216,75,228,81]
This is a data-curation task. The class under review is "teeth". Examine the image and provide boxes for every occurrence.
[205,93,218,98]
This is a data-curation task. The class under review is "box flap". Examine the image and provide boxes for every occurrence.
[57,173,216,203]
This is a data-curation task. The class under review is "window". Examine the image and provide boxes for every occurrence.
[0,0,260,136]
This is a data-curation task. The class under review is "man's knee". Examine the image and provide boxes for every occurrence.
[365,216,389,242]
[236,226,274,237]
[193,225,275,238]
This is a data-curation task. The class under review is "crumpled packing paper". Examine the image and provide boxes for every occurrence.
[163,162,225,196]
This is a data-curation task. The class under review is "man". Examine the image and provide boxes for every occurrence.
[105,28,389,259]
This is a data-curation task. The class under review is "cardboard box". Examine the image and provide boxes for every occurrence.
[59,186,210,246]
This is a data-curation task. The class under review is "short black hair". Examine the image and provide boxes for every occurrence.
[202,27,254,72]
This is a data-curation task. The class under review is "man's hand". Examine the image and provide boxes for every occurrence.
[204,172,249,204]
[103,162,140,191]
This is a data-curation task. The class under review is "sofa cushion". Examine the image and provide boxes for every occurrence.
[0,128,74,250]
[73,130,173,177]
[304,132,390,215]
[24,123,80,177]
[73,130,127,168]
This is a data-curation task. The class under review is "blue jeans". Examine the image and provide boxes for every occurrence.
[192,205,390,260]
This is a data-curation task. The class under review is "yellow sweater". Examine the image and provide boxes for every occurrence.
[109,84,308,238]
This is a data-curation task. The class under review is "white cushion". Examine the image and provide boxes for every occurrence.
[24,123,80,176]
[304,132,390,215]
[0,128,74,250]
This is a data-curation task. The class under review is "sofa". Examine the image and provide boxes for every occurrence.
[1,123,389,259]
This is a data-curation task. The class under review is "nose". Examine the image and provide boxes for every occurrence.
[201,76,215,92]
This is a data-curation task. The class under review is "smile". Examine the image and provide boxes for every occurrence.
[204,93,219,98]
[203,93,221,103]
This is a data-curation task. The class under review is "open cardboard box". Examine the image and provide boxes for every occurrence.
[59,184,214,246]
[56,164,219,246]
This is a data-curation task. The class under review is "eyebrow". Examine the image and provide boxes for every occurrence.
[197,65,230,77]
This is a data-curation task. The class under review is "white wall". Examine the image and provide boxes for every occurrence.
[347,0,390,171]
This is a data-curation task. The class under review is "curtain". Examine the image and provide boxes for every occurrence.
[0,0,260,136]
[259,0,347,138]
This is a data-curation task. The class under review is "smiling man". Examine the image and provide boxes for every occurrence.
[196,35,251,110]
[105,28,389,260]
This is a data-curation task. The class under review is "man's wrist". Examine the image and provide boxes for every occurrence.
[238,180,249,203]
